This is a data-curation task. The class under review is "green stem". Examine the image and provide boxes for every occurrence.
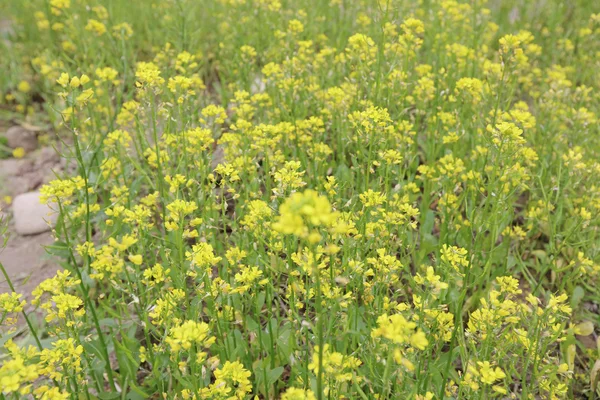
[57,200,117,391]
[0,260,43,350]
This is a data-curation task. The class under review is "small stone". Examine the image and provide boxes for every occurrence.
[251,74,266,94]
[4,126,38,152]
[211,145,225,170]
[35,147,60,167]
[12,191,57,236]
[0,158,34,176]
[3,175,40,197]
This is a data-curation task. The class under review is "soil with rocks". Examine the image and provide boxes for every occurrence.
[1,124,65,298]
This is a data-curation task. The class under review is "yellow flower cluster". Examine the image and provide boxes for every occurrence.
[1,0,599,398]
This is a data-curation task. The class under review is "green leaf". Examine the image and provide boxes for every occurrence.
[257,291,266,311]
[97,392,120,400]
[99,318,119,328]
[277,323,293,360]
[45,241,71,259]
[335,162,352,183]
[267,366,284,386]
[114,336,140,382]
[126,391,147,400]
[246,315,259,332]
[128,381,151,399]
[571,286,585,308]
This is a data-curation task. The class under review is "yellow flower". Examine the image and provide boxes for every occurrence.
[112,22,134,38]
[185,242,222,271]
[282,388,317,400]
[128,254,143,265]
[96,67,119,82]
[85,19,107,36]
[166,320,215,353]
[17,81,31,93]
[0,351,40,394]
[34,385,70,399]
[135,62,164,87]
[308,344,362,383]
[56,72,69,88]
[69,76,80,88]
[359,189,386,207]
[142,263,169,286]
[201,361,252,399]
[200,104,227,124]
[440,244,470,271]
[477,361,506,385]
[12,147,25,158]
[371,313,429,350]
[273,190,339,237]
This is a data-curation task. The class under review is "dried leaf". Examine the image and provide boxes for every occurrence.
[574,321,595,336]
[591,359,600,392]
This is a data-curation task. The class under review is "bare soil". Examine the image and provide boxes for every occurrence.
[0,139,64,298]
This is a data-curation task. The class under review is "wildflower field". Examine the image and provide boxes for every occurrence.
[1,0,600,398]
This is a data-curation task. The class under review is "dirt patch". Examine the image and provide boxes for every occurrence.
[0,134,65,298]
[0,230,57,297]
[0,146,63,197]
